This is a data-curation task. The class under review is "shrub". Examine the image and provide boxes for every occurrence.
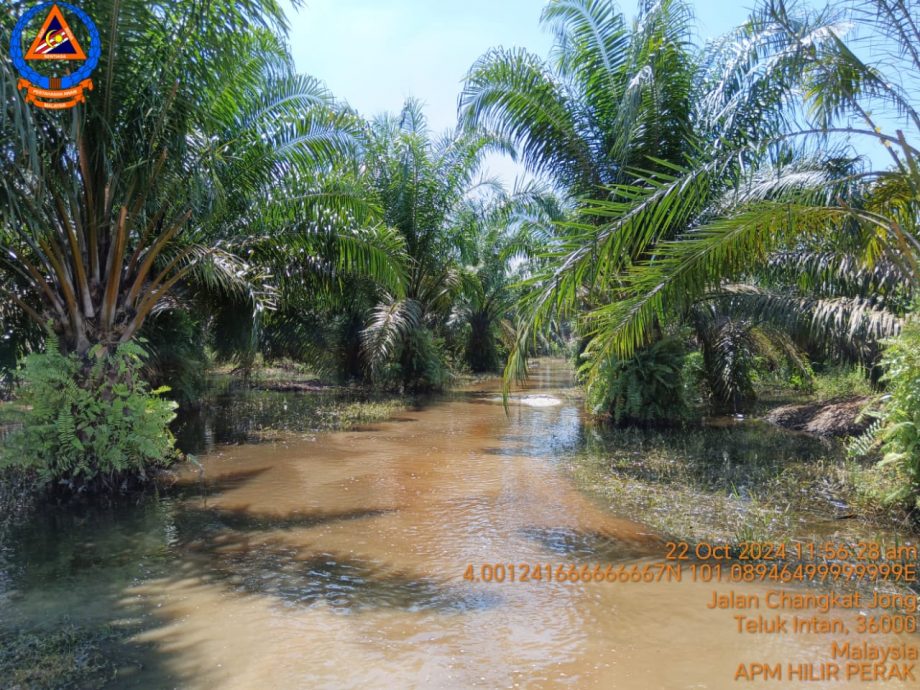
[874,316,920,508]
[809,364,875,400]
[681,349,710,410]
[378,326,451,393]
[582,337,687,426]
[850,311,920,511]
[3,337,179,492]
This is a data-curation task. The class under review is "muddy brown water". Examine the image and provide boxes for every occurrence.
[1,361,917,688]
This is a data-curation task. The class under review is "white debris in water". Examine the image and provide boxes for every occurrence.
[521,395,563,407]
[488,394,563,407]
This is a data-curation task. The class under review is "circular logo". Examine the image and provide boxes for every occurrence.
[10,2,101,92]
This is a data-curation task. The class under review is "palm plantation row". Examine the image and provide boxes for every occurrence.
[0,0,917,510]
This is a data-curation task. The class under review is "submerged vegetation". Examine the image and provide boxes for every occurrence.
[0,0,917,520]
[569,423,851,544]
[0,624,125,689]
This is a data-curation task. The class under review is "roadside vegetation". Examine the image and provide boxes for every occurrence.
[0,0,917,523]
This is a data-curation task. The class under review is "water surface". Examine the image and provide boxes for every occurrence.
[1,362,917,688]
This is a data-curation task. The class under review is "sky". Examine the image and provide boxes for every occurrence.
[279,1,887,182]
[283,1,757,132]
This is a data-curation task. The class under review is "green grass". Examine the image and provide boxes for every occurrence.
[246,359,323,384]
[755,364,877,409]
[0,624,123,690]
[310,398,405,431]
[567,422,912,545]
[809,364,877,400]
[208,358,325,385]
[238,398,406,445]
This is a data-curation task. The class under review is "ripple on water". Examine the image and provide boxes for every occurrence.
[206,545,503,614]
[7,360,916,690]
[518,526,652,562]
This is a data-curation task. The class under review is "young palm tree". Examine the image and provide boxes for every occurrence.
[448,189,539,373]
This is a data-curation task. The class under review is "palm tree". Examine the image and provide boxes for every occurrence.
[461,0,696,197]
[573,0,919,377]
[468,0,915,402]
[447,182,566,373]
[0,0,408,485]
[359,100,507,389]
[207,142,410,375]
[458,0,735,400]
[0,0,395,363]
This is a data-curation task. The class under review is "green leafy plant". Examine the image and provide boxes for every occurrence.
[681,349,710,409]
[851,312,920,510]
[3,335,179,492]
[582,336,687,426]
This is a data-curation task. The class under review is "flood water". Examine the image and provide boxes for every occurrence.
[1,362,918,688]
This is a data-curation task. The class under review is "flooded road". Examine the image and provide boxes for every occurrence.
[1,362,918,688]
